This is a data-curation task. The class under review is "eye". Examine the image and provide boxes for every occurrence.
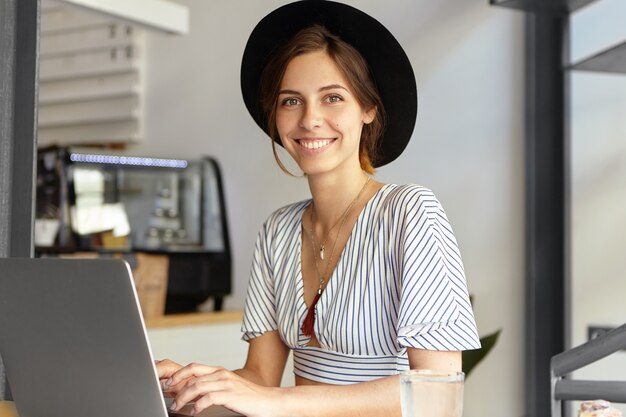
[281,97,301,107]
[325,94,343,104]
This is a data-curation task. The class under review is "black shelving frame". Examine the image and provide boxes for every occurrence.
[490,0,596,14]
[551,324,626,417]
[493,0,626,75]
[492,0,626,416]
[524,10,569,417]
[569,41,626,74]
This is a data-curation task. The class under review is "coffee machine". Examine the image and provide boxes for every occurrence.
[35,146,232,312]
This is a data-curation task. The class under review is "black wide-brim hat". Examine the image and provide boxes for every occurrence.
[240,0,417,168]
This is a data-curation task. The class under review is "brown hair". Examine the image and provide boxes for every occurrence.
[258,24,386,175]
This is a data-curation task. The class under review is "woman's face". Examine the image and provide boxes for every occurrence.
[275,50,375,176]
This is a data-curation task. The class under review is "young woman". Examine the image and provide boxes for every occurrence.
[158,2,480,416]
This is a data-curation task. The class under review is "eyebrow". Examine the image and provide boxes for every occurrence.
[278,84,349,95]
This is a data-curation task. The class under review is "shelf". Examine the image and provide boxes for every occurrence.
[569,40,626,74]
[40,26,136,59]
[490,0,597,14]
[50,0,189,35]
[38,119,140,145]
[38,95,139,128]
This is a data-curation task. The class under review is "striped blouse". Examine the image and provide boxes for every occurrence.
[241,184,481,385]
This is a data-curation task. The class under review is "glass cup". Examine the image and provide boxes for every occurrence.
[400,369,465,417]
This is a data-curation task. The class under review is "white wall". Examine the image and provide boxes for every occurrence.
[130,1,526,416]
[148,322,297,387]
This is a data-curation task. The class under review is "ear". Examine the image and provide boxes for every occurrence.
[362,106,376,125]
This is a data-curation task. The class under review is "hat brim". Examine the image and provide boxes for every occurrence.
[240,0,417,168]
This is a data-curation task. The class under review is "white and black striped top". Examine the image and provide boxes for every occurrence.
[242,184,481,385]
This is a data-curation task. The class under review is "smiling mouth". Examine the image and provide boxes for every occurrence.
[297,138,335,149]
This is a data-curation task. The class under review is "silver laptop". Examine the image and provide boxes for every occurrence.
[0,258,243,417]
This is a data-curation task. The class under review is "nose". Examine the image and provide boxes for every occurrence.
[299,103,322,130]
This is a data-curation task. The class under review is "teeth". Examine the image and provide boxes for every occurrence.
[301,140,331,149]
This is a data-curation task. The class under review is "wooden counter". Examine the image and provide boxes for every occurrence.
[0,402,16,417]
[145,310,243,328]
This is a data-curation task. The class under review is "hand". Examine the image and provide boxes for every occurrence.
[166,363,281,417]
[155,359,186,397]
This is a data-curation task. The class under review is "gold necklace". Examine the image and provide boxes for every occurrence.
[307,202,350,296]
[301,176,371,337]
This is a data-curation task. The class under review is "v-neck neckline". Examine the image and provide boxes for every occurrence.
[295,183,392,341]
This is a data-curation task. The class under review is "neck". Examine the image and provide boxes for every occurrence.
[307,168,370,232]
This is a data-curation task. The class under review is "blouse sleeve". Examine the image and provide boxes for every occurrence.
[241,220,278,341]
[395,186,481,351]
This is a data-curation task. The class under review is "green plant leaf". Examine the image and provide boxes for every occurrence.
[462,329,501,378]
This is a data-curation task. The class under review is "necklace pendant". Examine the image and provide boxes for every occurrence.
[320,244,325,260]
